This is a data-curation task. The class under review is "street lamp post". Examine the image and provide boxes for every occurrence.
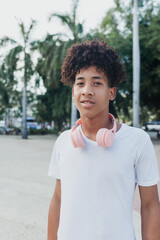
[133,0,140,128]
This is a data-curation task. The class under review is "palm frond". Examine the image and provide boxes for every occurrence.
[18,20,26,40]
[72,0,79,23]
[49,13,72,26]
[25,19,37,43]
[3,45,23,82]
[0,81,9,105]
[0,63,7,79]
[0,36,18,47]
[31,33,66,51]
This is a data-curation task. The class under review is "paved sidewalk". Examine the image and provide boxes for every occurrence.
[0,135,159,240]
[0,135,56,240]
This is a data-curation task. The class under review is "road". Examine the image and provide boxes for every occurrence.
[0,134,159,240]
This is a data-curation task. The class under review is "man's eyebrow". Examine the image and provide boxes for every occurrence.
[92,76,103,79]
[76,77,84,80]
[76,76,103,80]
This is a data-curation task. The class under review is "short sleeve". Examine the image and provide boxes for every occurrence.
[135,135,160,186]
[48,138,61,179]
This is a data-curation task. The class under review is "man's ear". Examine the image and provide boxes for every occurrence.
[109,87,117,101]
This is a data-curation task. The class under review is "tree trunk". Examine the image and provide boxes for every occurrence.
[22,80,28,139]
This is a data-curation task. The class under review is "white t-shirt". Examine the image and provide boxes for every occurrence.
[48,123,159,240]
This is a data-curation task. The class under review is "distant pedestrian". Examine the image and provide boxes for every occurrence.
[48,40,160,240]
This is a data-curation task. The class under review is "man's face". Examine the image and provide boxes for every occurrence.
[72,66,116,120]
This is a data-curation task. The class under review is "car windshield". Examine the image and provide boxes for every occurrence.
[27,119,35,122]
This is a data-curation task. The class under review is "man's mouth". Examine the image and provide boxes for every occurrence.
[80,100,95,104]
[80,100,95,106]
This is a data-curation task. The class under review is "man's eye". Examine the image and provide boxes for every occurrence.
[77,82,83,86]
[94,82,102,85]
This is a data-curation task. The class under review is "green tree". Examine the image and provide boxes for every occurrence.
[139,1,160,120]
[99,0,160,123]
[97,1,132,121]
[0,19,37,138]
[0,42,23,120]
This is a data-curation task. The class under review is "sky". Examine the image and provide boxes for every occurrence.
[0,0,115,42]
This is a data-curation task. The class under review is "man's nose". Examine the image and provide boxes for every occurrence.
[82,84,94,95]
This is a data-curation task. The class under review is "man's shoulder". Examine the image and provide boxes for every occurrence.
[121,123,149,141]
[56,128,72,143]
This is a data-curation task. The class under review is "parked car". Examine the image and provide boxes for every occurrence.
[27,117,41,130]
[142,121,160,131]
[0,120,10,134]
[0,120,5,128]
[0,126,6,134]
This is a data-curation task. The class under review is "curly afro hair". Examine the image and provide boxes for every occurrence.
[61,39,126,88]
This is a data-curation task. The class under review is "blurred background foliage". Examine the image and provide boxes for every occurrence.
[0,0,160,132]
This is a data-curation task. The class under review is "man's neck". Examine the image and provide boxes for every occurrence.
[80,114,115,142]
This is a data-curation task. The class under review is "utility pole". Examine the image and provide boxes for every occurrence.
[133,0,140,128]
[71,95,77,127]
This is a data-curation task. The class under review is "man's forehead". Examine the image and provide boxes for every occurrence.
[76,66,106,76]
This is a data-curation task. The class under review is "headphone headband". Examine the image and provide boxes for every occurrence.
[71,113,117,148]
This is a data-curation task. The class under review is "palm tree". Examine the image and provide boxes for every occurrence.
[34,35,72,130]
[49,0,84,127]
[0,19,36,138]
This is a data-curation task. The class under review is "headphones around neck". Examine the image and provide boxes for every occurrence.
[71,113,117,148]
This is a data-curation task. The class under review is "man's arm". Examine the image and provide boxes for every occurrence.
[48,179,61,240]
[139,184,160,240]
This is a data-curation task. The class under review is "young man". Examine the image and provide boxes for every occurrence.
[48,40,160,240]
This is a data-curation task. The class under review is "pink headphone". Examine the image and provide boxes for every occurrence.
[71,113,117,148]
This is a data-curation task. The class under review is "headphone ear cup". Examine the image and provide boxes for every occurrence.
[96,128,115,147]
[96,128,107,147]
[71,128,85,148]
[104,130,115,147]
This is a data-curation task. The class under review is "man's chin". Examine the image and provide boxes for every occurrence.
[80,113,103,120]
